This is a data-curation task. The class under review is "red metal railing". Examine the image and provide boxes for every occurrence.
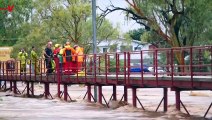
[0,45,211,89]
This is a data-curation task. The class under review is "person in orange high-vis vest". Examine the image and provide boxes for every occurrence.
[63,42,76,74]
[73,45,84,72]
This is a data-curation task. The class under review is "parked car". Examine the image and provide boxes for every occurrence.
[148,67,165,73]
[129,64,150,72]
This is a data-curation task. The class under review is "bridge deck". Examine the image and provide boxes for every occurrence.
[1,74,211,90]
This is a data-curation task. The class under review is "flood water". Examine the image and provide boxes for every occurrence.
[0,84,211,120]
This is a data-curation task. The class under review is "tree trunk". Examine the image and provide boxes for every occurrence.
[170,33,185,74]
[175,51,185,75]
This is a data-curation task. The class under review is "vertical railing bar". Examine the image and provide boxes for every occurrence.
[153,50,156,76]
[140,51,144,86]
[2,62,6,82]
[98,56,101,75]
[84,55,87,83]
[105,53,108,84]
[24,59,26,81]
[116,53,118,84]
[94,54,97,83]
[108,55,110,75]
[190,47,193,88]
[30,59,31,81]
[117,53,120,83]
[124,52,127,85]
[171,48,174,86]
[40,59,42,82]
[127,52,130,85]
[155,49,158,87]
[16,61,18,81]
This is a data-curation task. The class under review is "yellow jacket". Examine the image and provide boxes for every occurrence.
[18,52,28,64]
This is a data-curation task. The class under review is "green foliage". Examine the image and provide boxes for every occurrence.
[141,30,169,47]
[99,57,124,72]
[0,0,33,46]
[141,31,151,43]
[109,43,118,52]
[177,0,212,46]
[127,28,145,41]
[202,51,211,72]
[7,0,119,58]
[123,0,212,47]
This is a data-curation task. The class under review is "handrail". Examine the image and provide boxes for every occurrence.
[0,45,211,89]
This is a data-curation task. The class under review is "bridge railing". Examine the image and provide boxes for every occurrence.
[102,46,211,87]
[0,45,211,88]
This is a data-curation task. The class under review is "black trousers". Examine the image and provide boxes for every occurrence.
[45,59,53,74]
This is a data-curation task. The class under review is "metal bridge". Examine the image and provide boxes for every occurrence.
[0,45,211,118]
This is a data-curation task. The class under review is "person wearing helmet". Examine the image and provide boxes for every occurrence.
[18,48,28,74]
[73,45,84,72]
[53,44,61,73]
[58,45,65,73]
[63,41,76,74]
[30,46,40,74]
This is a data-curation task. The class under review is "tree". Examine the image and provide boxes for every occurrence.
[11,0,119,58]
[101,0,212,71]
[0,0,33,46]
[141,30,168,48]
[127,28,145,41]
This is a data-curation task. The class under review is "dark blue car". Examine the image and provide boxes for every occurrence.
[130,64,150,72]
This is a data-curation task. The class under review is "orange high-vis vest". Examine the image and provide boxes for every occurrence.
[75,47,84,62]
[62,45,76,63]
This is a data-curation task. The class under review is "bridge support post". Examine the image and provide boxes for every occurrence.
[10,81,12,91]
[57,69,61,98]
[113,85,117,101]
[31,82,34,96]
[175,89,181,110]
[164,88,168,112]
[57,83,61,98]
[57,86,61,98]
[4,81,7,90]
[0,82,1,90]
[64,84,68,101]
[124,86,128,102]
[132,87,137,107]
[98,85,102,104]
[13,81,17,94]
[2,81,5,90]
[87,84,91,102]
[204,102,212,118]
[27,82,30,96]
[44,83,50,99]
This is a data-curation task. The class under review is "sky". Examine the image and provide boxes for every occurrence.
[97,0,141,33]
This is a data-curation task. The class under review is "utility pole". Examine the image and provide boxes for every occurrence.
[92,0,97,101]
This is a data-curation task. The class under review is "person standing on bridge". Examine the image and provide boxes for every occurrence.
[58,45,65,73]
[17,48,28,74]
[53,44,61,73]
[73,45,84,72]
[63,42,76,74]
[44,42,53,75]
[30,46,40,74]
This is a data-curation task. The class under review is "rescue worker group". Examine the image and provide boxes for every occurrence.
[17,41,84,75]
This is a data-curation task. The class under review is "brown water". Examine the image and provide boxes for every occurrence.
[0,84,211,120]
